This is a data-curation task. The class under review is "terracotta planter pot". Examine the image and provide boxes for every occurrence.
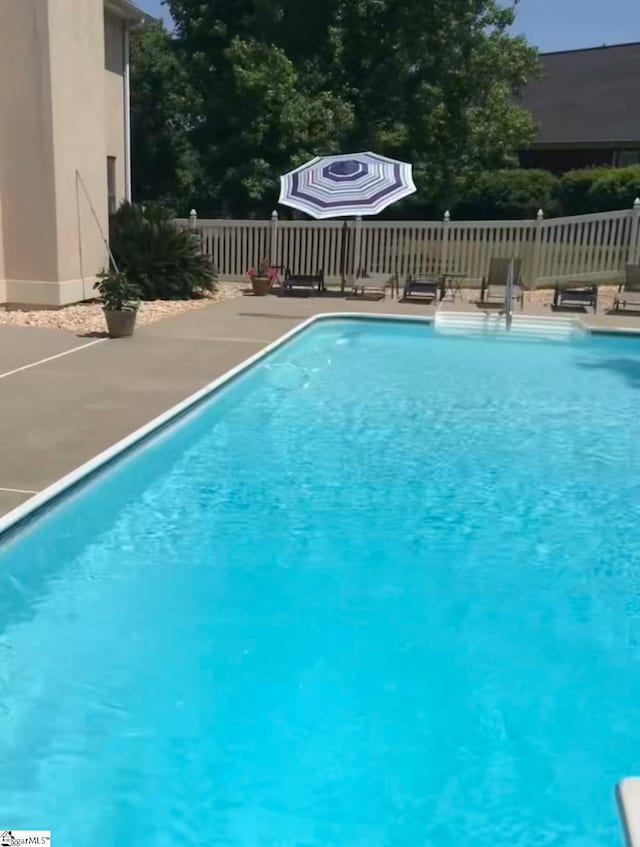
[251,276,271,296]
[103,307,138,338]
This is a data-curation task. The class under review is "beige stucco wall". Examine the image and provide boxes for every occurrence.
[0,0,60,301]
[0,189,5,303]
[48,0,110,301]
[104,11,127,207]
[0,0,130,306]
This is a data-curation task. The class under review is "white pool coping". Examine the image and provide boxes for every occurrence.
[0,312,431,539]
[618,779,640,847]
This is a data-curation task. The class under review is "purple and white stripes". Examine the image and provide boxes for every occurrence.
[279,152,416,219]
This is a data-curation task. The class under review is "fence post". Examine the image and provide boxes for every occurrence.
[629,198,640,265]
[189,208,197,231]
[531,208,544,287]
[352,215,363,281]
[270,209,279,266]
[440,210,451,275]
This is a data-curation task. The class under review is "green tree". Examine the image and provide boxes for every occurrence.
[130,21,201,212]
[189,35,353,216]
[332,0,538,207]
[133,0,539,217]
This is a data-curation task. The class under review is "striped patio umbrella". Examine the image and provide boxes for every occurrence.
[279,152,416,219]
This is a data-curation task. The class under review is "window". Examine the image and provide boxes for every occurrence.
[617,150,640,167]
[107,157,117,215]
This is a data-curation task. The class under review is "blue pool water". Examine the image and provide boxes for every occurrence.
[1,318,640,846]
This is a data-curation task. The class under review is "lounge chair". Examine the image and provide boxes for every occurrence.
[613,265,640,312]
[402,275,442,302]
[352,272,393,300]
[479,258,524,309]
[553,281,598,312]
[281,268,325,296]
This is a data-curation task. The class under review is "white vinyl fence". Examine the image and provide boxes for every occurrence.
[177,200,640,287]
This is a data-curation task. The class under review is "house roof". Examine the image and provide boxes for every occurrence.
[522,42,640,147]
[104,0,156,24]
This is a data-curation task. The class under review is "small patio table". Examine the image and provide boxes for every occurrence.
[441,272,468,301]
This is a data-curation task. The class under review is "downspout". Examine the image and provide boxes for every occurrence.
[123,24,132,202]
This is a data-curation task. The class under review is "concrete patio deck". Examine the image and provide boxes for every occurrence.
[0,288,638,517]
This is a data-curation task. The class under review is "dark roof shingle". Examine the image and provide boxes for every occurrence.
[522,42,640,146]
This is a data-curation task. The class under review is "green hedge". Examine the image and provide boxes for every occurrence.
[558,168,607,216]
[452,169,561,220]
[446,166,640,220]
[559,166,640,215]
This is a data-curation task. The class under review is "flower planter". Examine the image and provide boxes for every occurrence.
[251,276,271,296]
[103,307,138,338]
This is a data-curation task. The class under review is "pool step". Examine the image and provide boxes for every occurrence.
[434,311,584,340]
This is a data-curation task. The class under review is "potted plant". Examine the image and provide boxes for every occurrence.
[94,269,141,338]
[246,258,278,296]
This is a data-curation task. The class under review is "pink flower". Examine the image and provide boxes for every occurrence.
[246,261,278,283]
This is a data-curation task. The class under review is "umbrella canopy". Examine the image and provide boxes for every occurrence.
[279,152,416,219]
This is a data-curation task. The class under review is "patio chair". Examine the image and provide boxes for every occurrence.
[553,281,598,312]
[613,265,640,312]
[351,272,393,300]
[402,274,443,302]
[281,268,325,296]
[479,258,524,309]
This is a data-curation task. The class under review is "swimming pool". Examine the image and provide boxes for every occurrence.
[1,316,640,846]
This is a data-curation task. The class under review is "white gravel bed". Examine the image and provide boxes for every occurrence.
[0,283,243,336]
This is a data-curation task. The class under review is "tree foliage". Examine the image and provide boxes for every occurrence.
[130,22,202,209]
[131,0,539,217]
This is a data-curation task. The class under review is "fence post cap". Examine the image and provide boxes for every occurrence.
[189,209,197,217]
[444,210,451,222]
[537,208,544,220]
[634,198,640,210]
[271,209,279,220]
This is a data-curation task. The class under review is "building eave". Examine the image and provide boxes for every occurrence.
[104,0,156,25]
